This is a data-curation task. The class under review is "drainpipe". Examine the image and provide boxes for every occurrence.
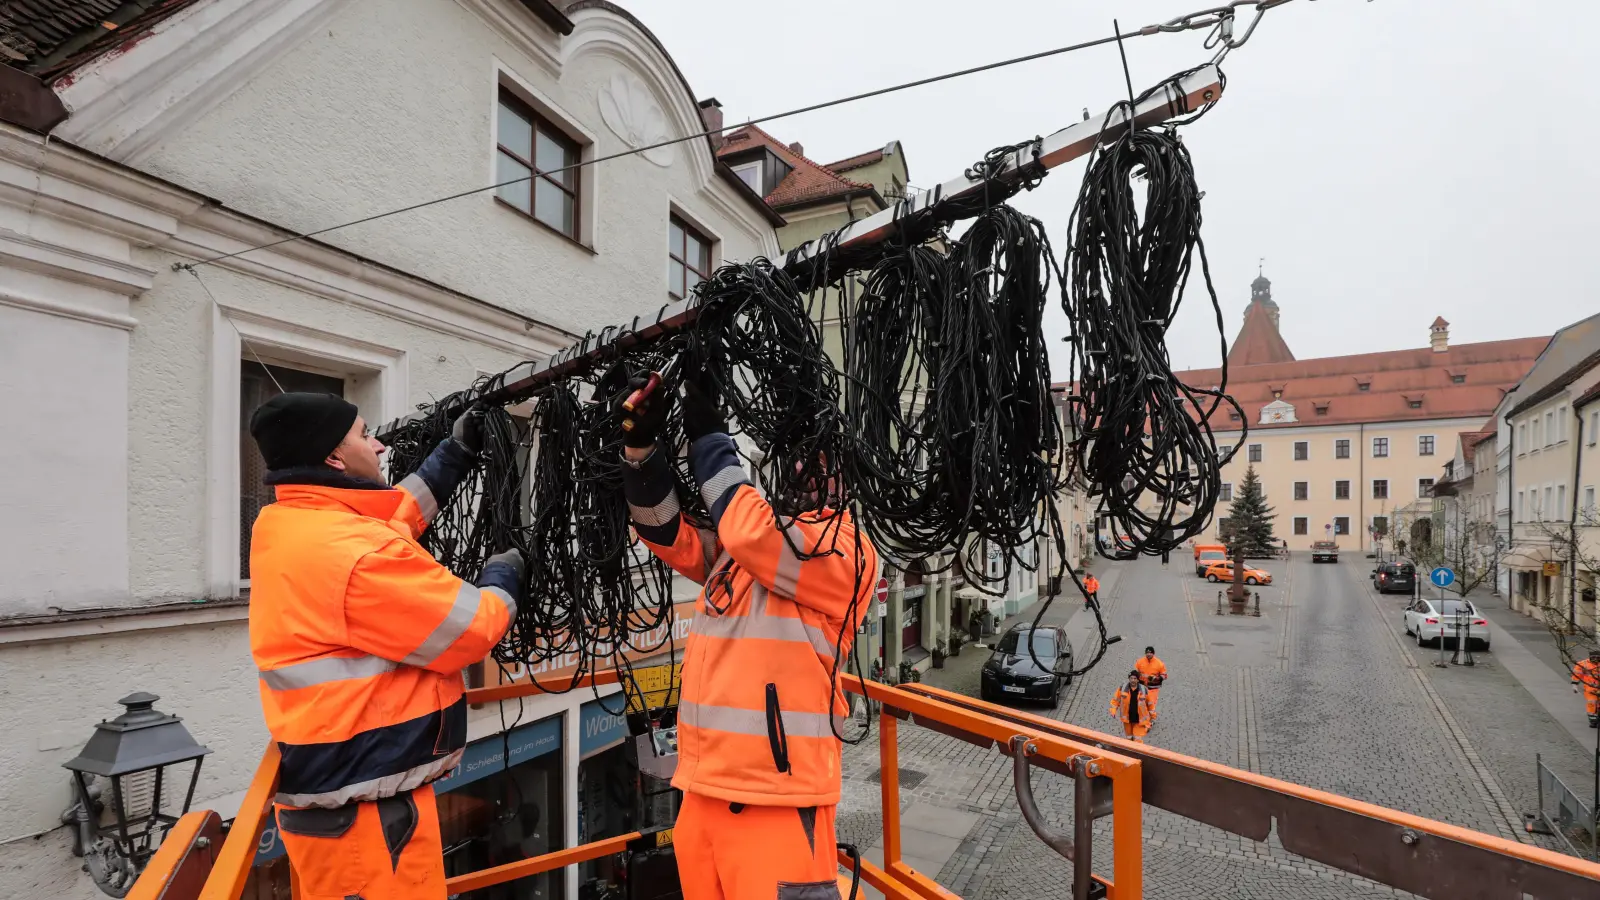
[1359,423,1366,551]
[1571,410,1584,629]
[1507,414,1515,605]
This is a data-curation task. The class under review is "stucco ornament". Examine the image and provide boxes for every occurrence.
[599,72,674,167]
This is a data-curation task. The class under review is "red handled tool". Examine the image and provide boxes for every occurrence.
[620,372,662,431]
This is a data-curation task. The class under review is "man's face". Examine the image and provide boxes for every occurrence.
[326,416,386,482]
[1145,650,1154,661]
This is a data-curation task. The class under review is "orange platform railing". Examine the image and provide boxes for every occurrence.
[128,668,1600,900]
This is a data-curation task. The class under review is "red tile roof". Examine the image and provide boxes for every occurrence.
[1576,380,1600,409]
[1161,336,1549,430]
[1229,300,1295,367]
[826,148,885,173]
[717,124,881,211]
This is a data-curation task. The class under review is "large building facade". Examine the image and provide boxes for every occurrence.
[0,2,777,897]
[1173,276,1547,552]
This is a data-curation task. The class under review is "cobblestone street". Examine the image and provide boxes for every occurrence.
[837,554,1600,898]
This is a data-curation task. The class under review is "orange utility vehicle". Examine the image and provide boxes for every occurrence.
[1193,543,1228,577]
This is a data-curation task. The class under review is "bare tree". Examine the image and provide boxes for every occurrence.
[1528,509,1600,672]
[1404,504,1507,598]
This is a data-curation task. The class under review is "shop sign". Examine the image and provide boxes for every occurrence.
[902,584,927,601]
[580,697,630,758]
[1543,561,1561,577]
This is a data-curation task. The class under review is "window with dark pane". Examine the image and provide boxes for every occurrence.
[496,89,580,238]
[240,361,346,580]
[668,215,712,300]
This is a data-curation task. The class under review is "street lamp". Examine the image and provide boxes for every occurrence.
[62,692,211,897]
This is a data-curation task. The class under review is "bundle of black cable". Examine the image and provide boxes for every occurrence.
[1063,123,1244,560]
[689,258,848,530]
[943,204,1068,591]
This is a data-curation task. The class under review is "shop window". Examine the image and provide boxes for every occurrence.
[240,361,346,581]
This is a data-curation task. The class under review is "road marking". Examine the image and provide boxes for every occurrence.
[1179,573,1211,668]
[1341,562,1526,843]
[1234,667,1261,772]
[1276,558,1296,673]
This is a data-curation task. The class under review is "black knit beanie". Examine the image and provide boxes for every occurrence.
[249,392,360,471]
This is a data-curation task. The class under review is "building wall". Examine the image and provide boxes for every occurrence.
[0,4,776,893]
[1202,417,1486,550]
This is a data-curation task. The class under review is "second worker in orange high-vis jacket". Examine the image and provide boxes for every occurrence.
[248,392,524,900]
[1573,651,1600,728]
[618,372,880,900]
[1111,671,1154,742]
[1134,646,1168,718]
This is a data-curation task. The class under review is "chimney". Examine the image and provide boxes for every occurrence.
[1430,316,1450,353]
[698,98,724,149]
[788,142,804,157]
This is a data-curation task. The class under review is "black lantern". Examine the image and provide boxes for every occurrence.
[62,693,211,897]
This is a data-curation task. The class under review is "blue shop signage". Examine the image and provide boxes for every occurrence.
[254,715,563,866]
[579,697,629,759]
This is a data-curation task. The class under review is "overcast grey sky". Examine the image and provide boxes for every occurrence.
[629,0,1599,380]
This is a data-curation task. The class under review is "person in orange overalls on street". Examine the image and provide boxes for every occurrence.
[617,370,880,900]
[248,393,523,900]
[1573,650,1600,729]
[1110,671,1153,742]
[1134,646,1168,720]
[1083,572,1101,606]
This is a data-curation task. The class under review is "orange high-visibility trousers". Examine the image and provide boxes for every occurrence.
[675,790,842,900]
[276,785,445,900]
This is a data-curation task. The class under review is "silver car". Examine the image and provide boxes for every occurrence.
[1402,597,1490,650]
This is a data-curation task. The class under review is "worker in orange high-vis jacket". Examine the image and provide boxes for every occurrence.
[1083,572,1100,606]
[248,393,523,900]
[1110,670,1154,743]
[1573,650,1600,729]
[617,371,880,900]
[1135,646,1168,719]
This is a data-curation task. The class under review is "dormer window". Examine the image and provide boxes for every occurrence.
[1357,381,1371,392]
[1451,373,1467,384]
[731,162,762,194]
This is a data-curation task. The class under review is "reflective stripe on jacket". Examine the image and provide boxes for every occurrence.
[1110,687,1151,725]
[1574,660,1600,697]
[624,435,880,807]
[250,442,518,809]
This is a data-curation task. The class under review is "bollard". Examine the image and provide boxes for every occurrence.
[1252,590,1261,617]
[1216,590,1223,615]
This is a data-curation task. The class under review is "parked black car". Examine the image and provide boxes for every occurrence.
[979,625,1072,706]
[1373,562,1417,595]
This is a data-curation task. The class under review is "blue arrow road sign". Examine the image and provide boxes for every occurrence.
[1430,567,1455,588]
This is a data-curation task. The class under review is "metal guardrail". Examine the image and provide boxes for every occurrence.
[1535,752,1598,862]
[127,670,1600,900]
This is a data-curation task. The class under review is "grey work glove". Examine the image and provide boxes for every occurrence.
[452,406,487,456]
[485,548,525,582]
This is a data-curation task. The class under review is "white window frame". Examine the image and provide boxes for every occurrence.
[1371,436,1389,458]
[1418,477,1435,498]
[1584,485,1596,517]
[1334,438,1350,459]
[1292,516,1309,536]
[1248,443,1263,463]
[1333,516,1351,536]
[1590,411,1598,445]
[730,161,762,195]
[1557,484,1567,516]
[1518,423,1527,453]
[1293,440,1309,461]
[1557,406,1568,442]
[1417,434,1436,457]
[206,305,407,599]
[1372,478,1389,500]
[1334,479,1351,500]
[1294,481,1309,501]
[1220,482,1233,502]
[1517,490,1525,522]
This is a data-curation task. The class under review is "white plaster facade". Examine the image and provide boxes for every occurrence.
[0,2,776,895]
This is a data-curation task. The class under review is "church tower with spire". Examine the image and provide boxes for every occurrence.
[1228,267,1295,367]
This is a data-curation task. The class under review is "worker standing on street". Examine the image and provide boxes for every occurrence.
[1135,646,1168,719]
[248,393,523,900]
[1110,671,1153,743]
[1083,572,1100,606]
[617,371,880,900]
[1573,650,1600,728]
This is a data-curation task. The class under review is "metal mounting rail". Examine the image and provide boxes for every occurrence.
[374,65,1224,439]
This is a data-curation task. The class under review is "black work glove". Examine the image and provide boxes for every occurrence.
[616,375,670,449]
[681,378,727,443]
[451,406,486,456]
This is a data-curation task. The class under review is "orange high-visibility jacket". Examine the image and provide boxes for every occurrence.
[1135,656,1168,686]
[624,434,880,808]
[1573,659,1600,698]
[1110,686,1152,725]
[1084,574,1100,594]
[250,443,519,809]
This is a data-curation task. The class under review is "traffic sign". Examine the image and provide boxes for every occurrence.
[1429,567,1455,588]
[875,577,889,618]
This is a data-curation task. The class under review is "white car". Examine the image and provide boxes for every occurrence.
[1402,597,1490,651]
